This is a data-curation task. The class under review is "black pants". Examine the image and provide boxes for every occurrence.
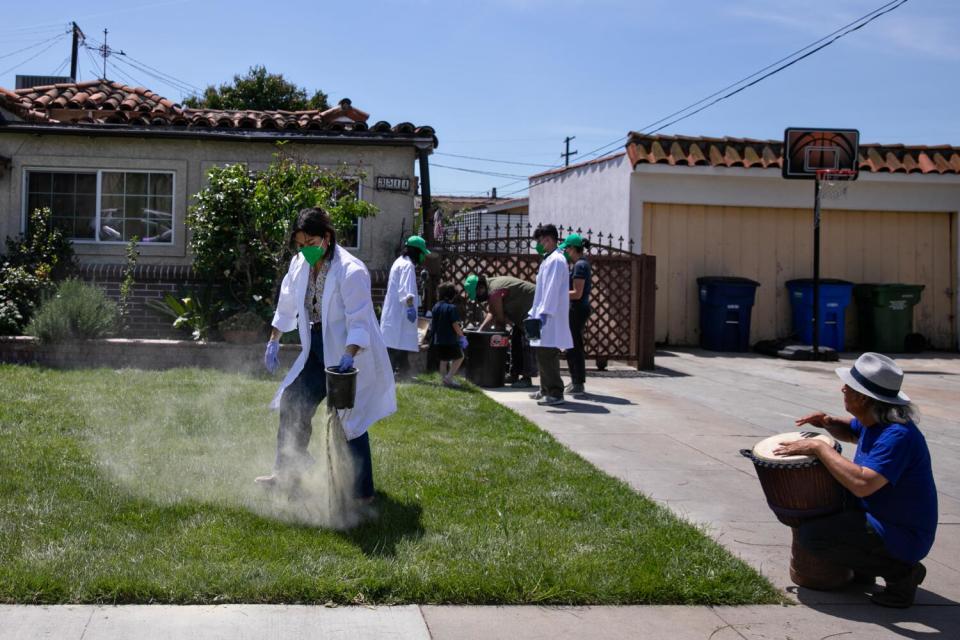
[387,347,412,378]
[277,326,374,498]
[798,509,914,582]
[566,304,590,385]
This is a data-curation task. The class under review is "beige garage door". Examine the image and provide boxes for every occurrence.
[642,203,956,350]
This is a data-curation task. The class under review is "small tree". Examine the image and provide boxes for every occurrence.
[183,66,329,111]
[188,152,378,317]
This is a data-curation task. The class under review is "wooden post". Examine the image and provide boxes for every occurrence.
[636,254,657,370]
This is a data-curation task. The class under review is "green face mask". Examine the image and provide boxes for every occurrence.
[301,245,325,266]
[563,249,573,263]
[535,242,546,256]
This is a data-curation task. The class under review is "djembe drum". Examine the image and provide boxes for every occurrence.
[741,432,853,590]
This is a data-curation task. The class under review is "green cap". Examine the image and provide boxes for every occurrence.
[464,274,479,301]
[406,235,431,255]
[560,233,584,249]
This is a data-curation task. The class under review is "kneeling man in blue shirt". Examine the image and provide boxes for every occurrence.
[775,352,938,608]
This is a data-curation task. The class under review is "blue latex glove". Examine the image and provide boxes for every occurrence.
[539,315,548,329]
[264,340,280,374]
[458,335,468,350]
[337,353,355,372]
[406,306,417,323]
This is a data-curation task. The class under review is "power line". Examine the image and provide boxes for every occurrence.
[121,52,200,93]
[435,152,556,168]
[567,0,910,167]
[0,32,69,77]
[51,55,70,76]
[0,31,69,62]
[430,163,528,180]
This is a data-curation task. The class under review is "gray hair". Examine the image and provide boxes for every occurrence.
[866,398,920,425]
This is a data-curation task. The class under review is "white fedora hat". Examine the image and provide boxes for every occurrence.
[836,352,910,405]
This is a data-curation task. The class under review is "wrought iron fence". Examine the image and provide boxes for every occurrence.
[427,222,656,370]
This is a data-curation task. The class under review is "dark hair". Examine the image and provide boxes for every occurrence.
[566,239,591,254]
[438,281,457,302]
[289,207,336,260]
[404,245,422,263]
[533,224,558,242]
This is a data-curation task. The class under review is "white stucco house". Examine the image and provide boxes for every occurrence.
[529,133,960,351]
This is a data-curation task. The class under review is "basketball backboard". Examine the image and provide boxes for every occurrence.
[782,128,860,180]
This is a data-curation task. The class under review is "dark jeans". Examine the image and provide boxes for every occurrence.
[798,509,914,582]
[510,323,537,378]
[566,304,590,385]
[387,347,411,378]
[277,325,374,499]
[536,346,564,398]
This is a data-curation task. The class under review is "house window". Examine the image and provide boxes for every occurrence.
[25,170,174,244]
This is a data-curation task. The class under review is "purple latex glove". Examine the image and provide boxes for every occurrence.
[264,340,280,374]
[337,353,354,372]
[406,306,417,323]
[458,335,468,350]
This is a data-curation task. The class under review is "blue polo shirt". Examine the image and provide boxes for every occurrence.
[851,418,937,563]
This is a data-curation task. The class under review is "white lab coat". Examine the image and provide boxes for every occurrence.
[269,246,397,440]
[379,255,420,352]
[529,249,573,350]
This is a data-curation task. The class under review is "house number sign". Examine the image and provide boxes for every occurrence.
[376,176,411,192]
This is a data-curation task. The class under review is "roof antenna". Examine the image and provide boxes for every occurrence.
[96,29,124,81]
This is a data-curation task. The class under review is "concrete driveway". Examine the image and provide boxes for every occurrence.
[485,350,960,616]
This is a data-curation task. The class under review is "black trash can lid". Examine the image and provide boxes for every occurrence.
[697,276,760,287]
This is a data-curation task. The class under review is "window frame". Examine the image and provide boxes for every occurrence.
[22,167,177,245]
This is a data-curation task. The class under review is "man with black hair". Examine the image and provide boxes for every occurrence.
[528,224,573,405]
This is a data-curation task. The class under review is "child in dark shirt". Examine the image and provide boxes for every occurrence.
[428,281,467,388]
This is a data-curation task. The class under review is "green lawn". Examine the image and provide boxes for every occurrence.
[0,364,781,605]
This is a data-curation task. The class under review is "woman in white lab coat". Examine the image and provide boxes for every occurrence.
[258,207,396,501]
[380,236,429,379]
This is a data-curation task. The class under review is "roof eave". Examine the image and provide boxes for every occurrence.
[0,121,437,149]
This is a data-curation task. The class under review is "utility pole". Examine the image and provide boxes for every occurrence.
[69,22,84,82]
[561,136,578,167]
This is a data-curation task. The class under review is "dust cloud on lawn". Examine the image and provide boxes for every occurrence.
[84,369,367,530]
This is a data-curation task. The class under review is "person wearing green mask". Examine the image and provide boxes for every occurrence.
[380,236,428,380]
[258,207,396,503]
[528,224,573,406]
[560,233,592,396]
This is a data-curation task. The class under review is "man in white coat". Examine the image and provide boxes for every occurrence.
[260,208,396,501]
[380,236,428,380]
[528,224,573,406]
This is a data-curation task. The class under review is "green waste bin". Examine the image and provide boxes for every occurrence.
[853,284,925,353]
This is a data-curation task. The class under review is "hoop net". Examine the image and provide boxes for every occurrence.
[816,169,856,201]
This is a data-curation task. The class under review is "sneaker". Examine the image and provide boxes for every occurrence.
[442,377,462,388]
[537,395,565,406]
[871,563,926,608]
[511,377,534,389]
[528,391,544,400]
[254,473,279,487]
[564,382,585,395]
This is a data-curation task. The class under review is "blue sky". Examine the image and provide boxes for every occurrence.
[2,0,957,198]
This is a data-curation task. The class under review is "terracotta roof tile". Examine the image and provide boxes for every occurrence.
[625,133,960,176]
[0,81,437,146]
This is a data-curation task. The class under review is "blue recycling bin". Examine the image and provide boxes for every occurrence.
[697,277,760,352]
[786,279,854,351]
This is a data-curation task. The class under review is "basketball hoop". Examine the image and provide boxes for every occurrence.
[816,169,856,201]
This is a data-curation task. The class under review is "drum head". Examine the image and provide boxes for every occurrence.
[752,431,835,464]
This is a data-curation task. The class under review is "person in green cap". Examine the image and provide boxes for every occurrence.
[561,233,592,396]
[380,235,429,380]
[464,273,538,388]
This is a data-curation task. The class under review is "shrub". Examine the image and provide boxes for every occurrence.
[188,150,378,318]
[145,287,223,341]
[219,310,265,332]
[0,207,76,334]
[27,279,118,343]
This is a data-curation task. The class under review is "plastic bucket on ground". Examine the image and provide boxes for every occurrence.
[464,330,510,388]
[325,366,358,409]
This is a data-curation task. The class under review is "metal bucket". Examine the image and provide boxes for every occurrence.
[325,366,358,409]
